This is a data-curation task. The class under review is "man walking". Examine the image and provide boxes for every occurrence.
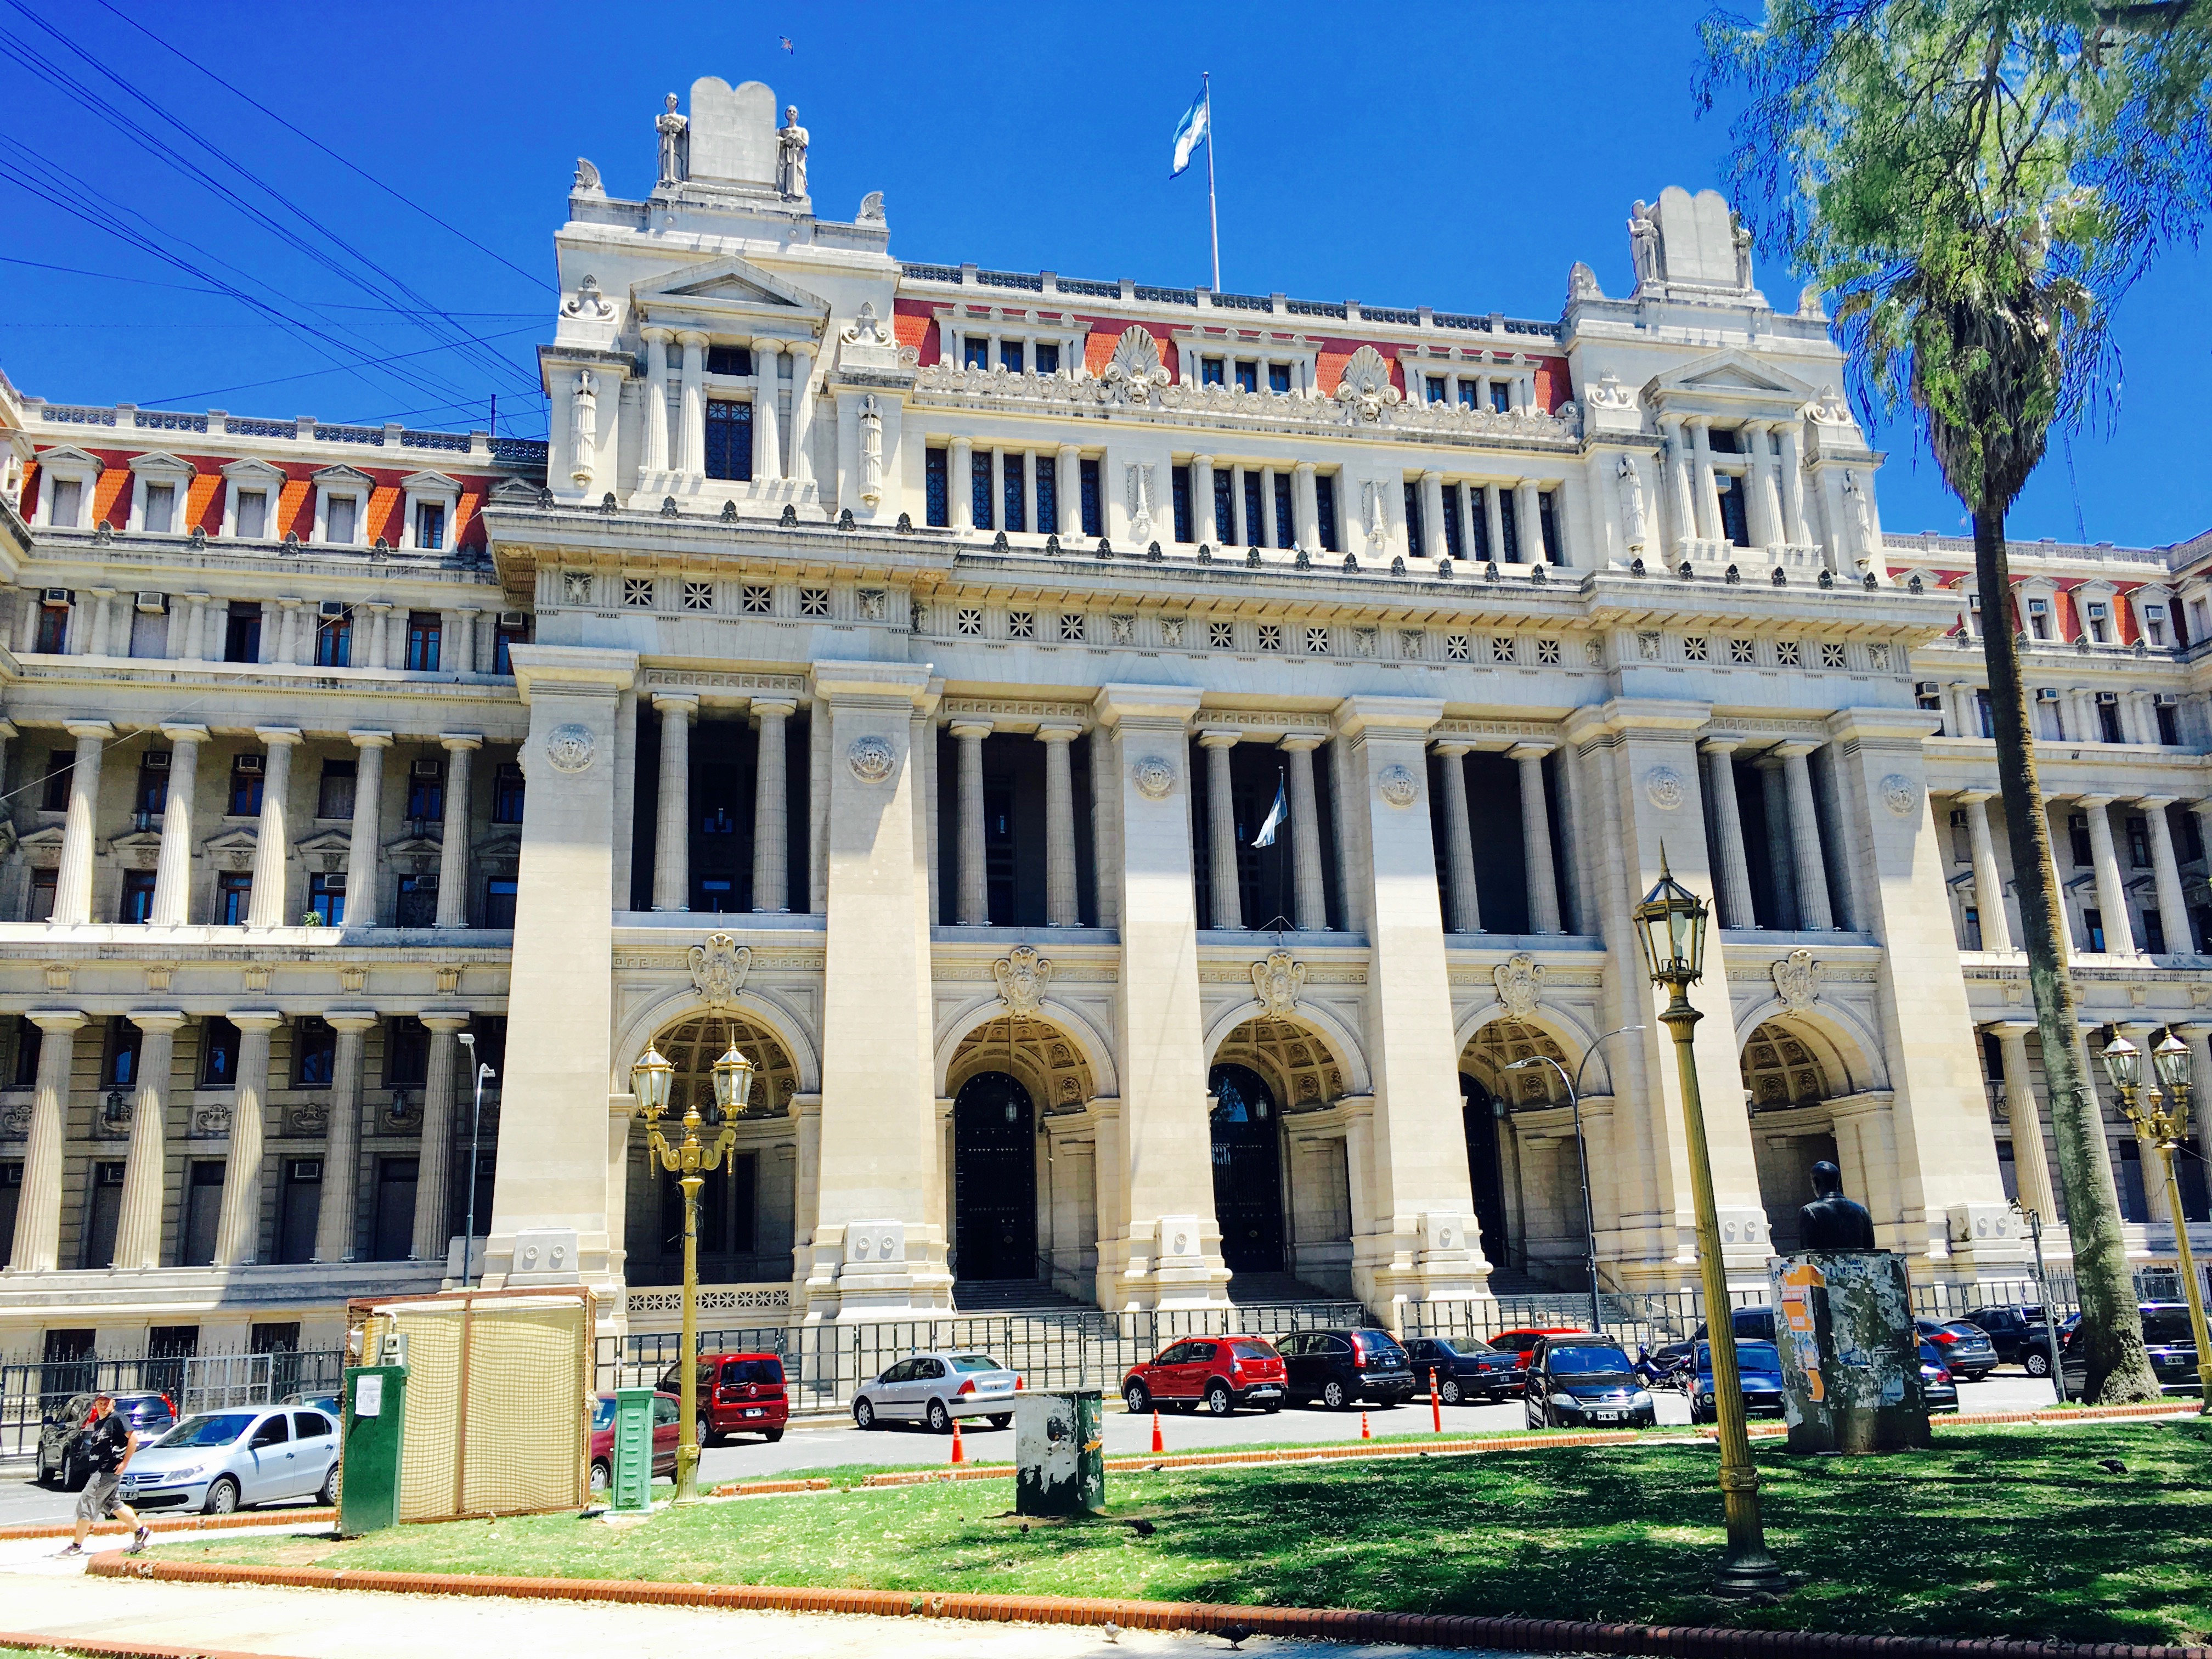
[60,1394,149,1556]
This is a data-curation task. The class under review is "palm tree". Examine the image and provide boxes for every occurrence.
[1700,0,2212,1400]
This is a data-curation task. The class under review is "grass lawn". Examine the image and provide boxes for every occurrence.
[163,1421,2212,1645]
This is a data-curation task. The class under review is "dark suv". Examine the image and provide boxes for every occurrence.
[656,1351,788,1447]
[2061,1303,2202,1399]
[1966,1304,2059,1374]
[1654,1306,1775,1369]
[36,1391,175,1489]
[1525,1336,1657,1429]
[1276,1328,1417,1409]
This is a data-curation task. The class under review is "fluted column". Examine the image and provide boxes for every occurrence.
[312,1013,376,1263]
[1193,455,1218,544]
[1039,723,1082,927]
[1201,730,1242,929]
[1055,444,1081,537]
[677,331,707,475]
[245,728,300,930]
[1434,741,1481,933]
[346,731,391,927]
[1756,755,1799,928]
[1776,421,1810,544]
[2138,797,2193,956]
[411,1014,469,1261]
[652,694,696,911]
[1511,742,1562,932]
[1960,790,2016,949]
[211,1011,278,1266]
[641,328,672,473]
[751,698,795,912]
[148,724,206,926]
[1282,736,1329,932]
[1483,480,1508,566]
[787,343,816,487]
[1744,421,1782,548]
[1701,737,1757,929]
[950,438,975,532]
[1992,1021,2057,1223]
[1690,419,1723,543]
[111,1011,183,1269]
[2079,796,2134,954]
[1294,460,1319,549]
[1419,471,1446,563]
[53,720,112,925]
[1660,413,1695,552]
[8,1010,83,1271]
[751,337,782,481]
[435,735,479,927]
[951,719,992,925]
[1776,742,1835,929]
[1514,481,1544,564]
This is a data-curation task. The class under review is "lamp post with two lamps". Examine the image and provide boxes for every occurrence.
[631,1039,753,1500]
[1504,1024,1645,1336]
[1632,851,1785,1596]
[2097,1030,2212,1412]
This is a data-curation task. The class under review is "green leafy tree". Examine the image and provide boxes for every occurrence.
[1700,1,2212,1401]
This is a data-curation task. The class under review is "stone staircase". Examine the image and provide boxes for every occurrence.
[950,1278,1091,1313]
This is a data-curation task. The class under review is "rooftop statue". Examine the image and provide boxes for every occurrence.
[777,105,809,199]
[656,93,690,187]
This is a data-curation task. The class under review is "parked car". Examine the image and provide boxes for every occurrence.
[851,1351,1021,1433]
[1688,1339,1787,1425]
[1404,1335,1524,1404]
[2061,1303,2202,1400]
[1965,1304,2059,1374]
[655,1351,789,1446]
[1121,1335,1286,1415]
[587,1391,681,1494]
[36,1391,176,1489]
[1914,1318,1999,1382]
[119,1404,339,1514]
[1489,1327,1592,1372]
[279,1392,342,1418]
[1653,1307,1778,1369]
[1523,1336,1656,1429]
[1275,1328,1417,1410]
[1919,1340,1960,1412]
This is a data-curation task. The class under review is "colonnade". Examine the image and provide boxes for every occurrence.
[15,586,500,674]
[1947,789,2211,958]
[640,328,817,487]
[1655,413,1811,554]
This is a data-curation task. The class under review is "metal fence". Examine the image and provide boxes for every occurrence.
[0,1348,346,1463]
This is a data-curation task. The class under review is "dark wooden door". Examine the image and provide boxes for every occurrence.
[953,1072,1036,1280]
[1209,1064,1284,1273]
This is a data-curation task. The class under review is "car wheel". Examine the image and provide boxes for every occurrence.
[2024,1351,2051,1378]
[1439,1378,1463,1406]
[588,1460,611,1495]
[696,1416,714,1449]
[1526,1400,1541,1429]
[926,1399,952,1435]
[1321,1380,1348,1411]
[1123,1381,1150,1414]
[204,1475,241,1516]
[853,1397,877,1431]
[989,1413,1012,1430]
[1263,1402,1282,1414]
[318,1464,338,1507]
[1203,1383,1233,1416]
[761,1427,784,1443]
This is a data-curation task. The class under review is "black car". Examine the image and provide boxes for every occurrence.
[1276,1328,1417,1409]
[1653,1306,1776,1369]
[1404,1336,1523,1404]
[1965,1304,2060,1374]
[1914,1318,1999,1383]
[35,1390,176,1489]
[1523,1335,1657,1429]
[2061,1302,2202,1399]
[1919,1340,1960,1412]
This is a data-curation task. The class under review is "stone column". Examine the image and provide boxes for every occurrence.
[346,731,391,927]
[950,437,974,532]
[752,338,782,481]
[148,724,206,926]
[435,735,479,927]
[411,1014,469,1261]
[677,331,707,475]
[1433,742,1481,932]
[1961,790,2016,949]
[641,328,672,473]
[1511,742,1562,932]
[111,1011,184,1269]
[2138,797,2193,956]
[651,693,696,911]
[312,1013,376,1263]
[8,1011,83,1272]
[211,1011,278,1266]
[1755,755,1799,927]
[2079,797,2134,953]
[1689,419,1722,543]
[1294,460,1319,549]
[1515,481,1545,563]
[1200,730,1242,929]
[1700,738,1757,929]
[1419,471,1446,563]
[1056,444,1081,537]
[1192,455,1217,544]
[1660,414,1695,552]
[1039,722,1082,927]
[52,720,113,926]
[1282,736,1330,932]
[1776,742,1835,929]
[1776,422,1810,544]
[751,698,795,913]
[1744,422,1782,548]
[1990,1022,2056,1223]
[245,728,300,930]
[950,719,992,925]
[787,343,816,487]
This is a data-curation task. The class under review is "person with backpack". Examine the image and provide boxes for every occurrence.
[59,1394,149,1557]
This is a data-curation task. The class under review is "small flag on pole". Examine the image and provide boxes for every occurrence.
[1170,82,1210,178]
[1251,776,1286,849]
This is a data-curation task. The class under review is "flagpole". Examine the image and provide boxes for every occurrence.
[1204,70,1220,291]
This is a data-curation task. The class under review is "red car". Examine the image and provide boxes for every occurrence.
[588,1390,680,1495]
[1489,1327,1592,1371]
[656,1351,789,1446]
[1122,1334,1287,1415]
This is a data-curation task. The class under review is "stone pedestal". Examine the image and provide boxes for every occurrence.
[1770,1250,1928,1453]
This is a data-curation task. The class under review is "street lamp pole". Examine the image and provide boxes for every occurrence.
[1507,1024,1645,1336]
[2099,1032,2212,1413]
[2010,1197,2067,1403]
[631,1041,749,1500]
[457,1032,495,1291]
[1632,850,1785,1597]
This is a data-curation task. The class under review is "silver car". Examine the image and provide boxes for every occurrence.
[851,1351,1019,1433]
[119,1404,340,1514]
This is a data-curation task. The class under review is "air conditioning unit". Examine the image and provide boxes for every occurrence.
[134,591,165,614]
[1916,681,1941,698]
[235,754,263,774]
[144,752,170,771]
[411,759,442,778]
[2155,692,2179,706]
[1949,809,1968,828]
[318,600,346,619]
[2034,687,2061,702]
[498,610,527,629]
[2096,690,2119,705]
[41,588,69,606]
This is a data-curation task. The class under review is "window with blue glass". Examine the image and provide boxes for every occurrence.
[117,871,155,924]
[1035,454,1058,531]
[405,758,444,823]
[1235,360,1259,394]
[1079,459,1102,537]
[200,1018,240,1088]
[216,872,251,926]
[1242,472,1264,546]
[1315,475,1339,552]
[1490,383,1511,413]
[963,335,990,370]
[1200,357,1225,386]
[1268,363,1291,394]
[1404,482,1424,558]
[998,341,1023,374]
[493,763,526,824]
[1273,474,1294,547]
[1002,453,1025,533]
[1171,466,1193,544]
[926,448,949,527]
[1213,471,1235,544]
[483,877,517,929]
[704,344,752,376]
[314,611,351,668]
[1035,342,1059,375]
[705,400,752,481]
[1458,382,1479,409]
[1426,375,1447,404]
[228,757,263,818]
[405,612,441,673]
[103,1017,142,1088]
[970,449,993,531]
[1442,483,1465,559]
[307,872,344,926]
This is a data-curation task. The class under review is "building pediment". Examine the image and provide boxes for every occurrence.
[1646,349,1820,410]
[633,255,829,328]
[399,470,461,494]
[311,462,375,486]
[221,456,287,484]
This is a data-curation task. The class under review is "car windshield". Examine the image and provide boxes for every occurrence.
[591,1398,617,1430]
[1941,1322,1983,1338]
[1548,1346,1633,1375]
[2143,1309,2196,1346]
[949,1355,1003,1373]
[157,1413,256,1449]
[1701,1341,1780,1372]
[1228,1341,1277,1361]
[721,1359,782,1384]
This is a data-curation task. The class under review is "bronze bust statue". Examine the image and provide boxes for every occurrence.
[1798,1159,1877,1251]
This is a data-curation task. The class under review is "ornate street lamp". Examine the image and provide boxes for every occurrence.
[632,1041,746,1500]
[2099,1031,2212,1412]
[1632,850,1786,1596]
[1506,1024,1645,1336]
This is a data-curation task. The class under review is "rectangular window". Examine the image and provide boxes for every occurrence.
[326,495,357,544]
[35,601,69,654]
[1273,472,1294,549]
[415,502,445,551]
[494,617,528,675]
[2098,700,2124,743]
[1035,454,1058,532]
[14,1017,43,1087]
[2070,814,2095,867]
[483,877,518,929]
[998,340,1023,374]
[135,756,170,816]
[1716,475,1751,547]
[406,758,445,823]
[2157,702,2180,746]
[705,343,751,376]
[103,1017,142,1088]
[963,335,989,370]
[217,871,251,925]
[1976,688,1994,736]
[1500,489,1522,561]
[317,760,356,820]
[1315,473,1339,553]
[2145,909,2167,955]
[41,751,72,812]
[1212,469,1235,545]
[27,867,57,921]
[228,757,264,817]
[2084,907,2107,953]
[970,448,993,531]
[1242,471,1264,548]
[1490,383,1511,413]
[314,611,352,668]
[307,872,345,926]
[294,1018,336,1088]
[200,1018,239,1087]
[924,447,949,527]
[2027,597,2051,639]
[1538,490,1561,563]
[2086,602,2110,643]
[1079,458,1102,538]
[405,612,442,673]
[1002,452,1025,533]
[235,490,267,539]
[493,761,526,823]
[144,483,176,534]
[1403,481,1423,559]
[1268,363,1291,394]
[1234,360,1258,394]
[385,1018,429,1087]
[1034,342,1059,376]
[117,870,156,924]
[49,477,82,527]
[224,602,263,664]
[2127,815,2152,868]
[1963,904,1983,951]
[394,873,438,928]
[1441,483,1464,560]
[275,1160,320,1265]
[1457,381,1479,408]
[82,1163,124,1269]
[1426,375,1447,404]
[704,399,753,481]
[1171,465,1193,544]
[1196,356,1223,386]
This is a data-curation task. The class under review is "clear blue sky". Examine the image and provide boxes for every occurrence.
[2,0,2204,549]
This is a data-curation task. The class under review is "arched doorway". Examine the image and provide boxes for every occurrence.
[1459,1074,1508,1274]
[1740,1018,1846,1252]
[1459,1018,1585,1285]
[952,1071,1036,1280]
[1209,1062,1285,1273]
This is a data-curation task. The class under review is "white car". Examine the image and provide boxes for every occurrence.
[119,1404,340,1515]
[851,1351,1019,1433]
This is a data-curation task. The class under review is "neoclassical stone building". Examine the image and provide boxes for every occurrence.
[1,76,2205,1356]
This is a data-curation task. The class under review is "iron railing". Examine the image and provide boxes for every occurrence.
[0,1348,346,1462]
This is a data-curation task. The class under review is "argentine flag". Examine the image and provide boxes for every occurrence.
[1170,84,1210,178]
[1251,775,1286,849]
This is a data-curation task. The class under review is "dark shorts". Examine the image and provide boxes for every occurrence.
[76,1469,122,1521]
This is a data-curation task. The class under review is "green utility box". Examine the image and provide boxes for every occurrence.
[611,1386,656,1511]
[1014,1390,1104,1517]
[339,1363,408,1536]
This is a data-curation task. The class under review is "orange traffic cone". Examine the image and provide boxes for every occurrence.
[1361,1409,1372,1441]
[1430,1369,1442,1433]
[950,1416,966,1465]
[1150,1410,1164,1454]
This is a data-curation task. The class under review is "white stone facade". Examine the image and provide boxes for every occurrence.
[0,77,2206,1356]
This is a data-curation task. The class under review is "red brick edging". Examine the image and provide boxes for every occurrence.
[0,1630,315,1659]
[0,1508,337,1544]
[84,1555,2211,1659]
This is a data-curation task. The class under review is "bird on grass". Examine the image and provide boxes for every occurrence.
[1127,1517,1156,1537]
[1220,1624,1252,1650]
[2098,1458,2128,1476]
